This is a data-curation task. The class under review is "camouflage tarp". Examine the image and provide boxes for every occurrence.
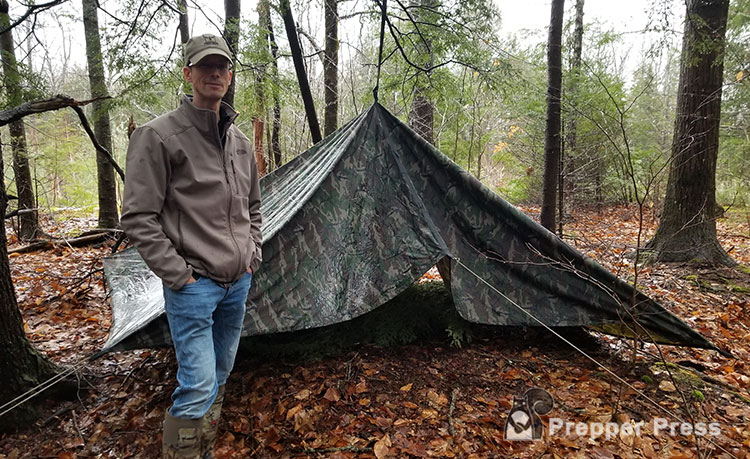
[102,103,723,355]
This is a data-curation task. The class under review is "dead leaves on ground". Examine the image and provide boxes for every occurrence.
[1,207,750,458]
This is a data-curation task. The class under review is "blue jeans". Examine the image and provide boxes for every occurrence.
[163,271,251,419]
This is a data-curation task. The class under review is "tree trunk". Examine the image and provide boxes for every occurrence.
[177,0,190,45]
[0,0,39,240]
[646,0,733,266]
[261,0,282,168]
[222,0,241,107]
[560,0,584,232]
[280,0,322,144]
[540,0,565,232]
[408,0,434,145]
[82,0,118,229]
[323,0,338,137]
[0,134,58,430]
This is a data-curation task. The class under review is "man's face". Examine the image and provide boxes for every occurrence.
[183,55,233,106]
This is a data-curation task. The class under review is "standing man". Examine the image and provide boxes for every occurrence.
[121,34,262,458]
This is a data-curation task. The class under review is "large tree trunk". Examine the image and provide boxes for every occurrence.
[0,135,58,430]
[540,0,565,232]
[646,0,733,266]
[222,0,241,107]
[0,0,40,240]
[280,0,322,144]
[82,0,118,229]
[323,0,338,137]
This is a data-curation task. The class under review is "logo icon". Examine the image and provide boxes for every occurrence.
[202,34,219,45]
[504,387,554,441]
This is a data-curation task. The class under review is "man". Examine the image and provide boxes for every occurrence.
[121,34,262,458]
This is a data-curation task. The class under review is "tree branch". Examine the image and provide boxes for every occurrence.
[0,0,67,36]
[71,106,126,181]
[0,94,126,181]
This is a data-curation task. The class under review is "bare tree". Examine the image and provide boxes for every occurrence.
[259,0,282,168]
[540,0,565,232]
[559,0,584,235]
[280,0,321,144]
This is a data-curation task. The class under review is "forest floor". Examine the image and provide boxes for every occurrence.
[0,205,749,459]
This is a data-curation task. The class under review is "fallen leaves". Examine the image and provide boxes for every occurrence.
[2,207,750,458]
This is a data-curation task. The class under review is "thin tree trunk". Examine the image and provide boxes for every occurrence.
[260,0,282,167]
[223,0,241,107]
[560,0,584,234]
[0,133,57,429]
[82,0,118,229]
[0,0,39,240]
[323,0,338,137]
[646,0,733,265]
[540,0,565,232]
[280,0,322,144]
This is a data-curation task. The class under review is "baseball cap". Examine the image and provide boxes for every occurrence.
[184,34,232,66]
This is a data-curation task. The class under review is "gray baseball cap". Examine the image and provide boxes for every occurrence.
[184,34,232,66]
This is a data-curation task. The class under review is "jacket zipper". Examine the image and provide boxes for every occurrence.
[216,126,244,279]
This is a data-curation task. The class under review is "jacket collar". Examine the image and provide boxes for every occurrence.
[179,94,239,139]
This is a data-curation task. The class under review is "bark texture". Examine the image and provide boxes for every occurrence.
[540,0,565,232]
[323,0,338,137]
[223,0,241,107]
[82,0,118,229]
[177,0,190,45]
[646,0,733,266]
[408,0,434,145]
[0,135,57,430]
[0,0,39,240]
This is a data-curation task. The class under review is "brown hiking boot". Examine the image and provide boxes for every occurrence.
[163,411,202,458]
[200,385,226,459]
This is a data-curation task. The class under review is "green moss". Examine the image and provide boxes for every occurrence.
[641,375,653,384]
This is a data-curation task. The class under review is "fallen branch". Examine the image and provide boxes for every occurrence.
[303,445,370,454]
[8,230,121,254]
[0,94,126,181]
[0,94,98,126]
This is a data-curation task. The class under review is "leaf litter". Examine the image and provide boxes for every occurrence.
[0,206,749,458]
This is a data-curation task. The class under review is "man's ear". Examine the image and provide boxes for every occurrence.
[183,66,193,83]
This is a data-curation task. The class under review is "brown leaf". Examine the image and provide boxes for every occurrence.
[295,388,310,400]
[374,434,392,459]
[659,380,676,392]
[400,383,413,392]
[323,387,340,402]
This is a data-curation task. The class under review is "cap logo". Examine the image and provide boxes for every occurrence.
[202,35,219,46]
